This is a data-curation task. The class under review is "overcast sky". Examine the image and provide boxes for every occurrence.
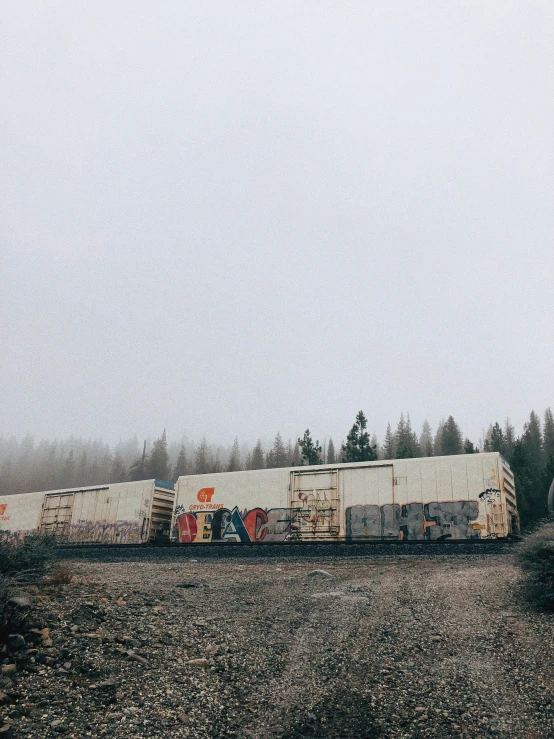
[1,1,553,448]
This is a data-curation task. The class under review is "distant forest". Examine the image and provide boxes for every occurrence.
[1,409,553,526]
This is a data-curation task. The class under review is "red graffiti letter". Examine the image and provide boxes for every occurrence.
[177,513,198,543]
[243,508,269,542]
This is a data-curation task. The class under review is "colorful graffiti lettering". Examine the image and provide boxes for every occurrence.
[175,500,485,543]
[69,521,142,544]
[176,507,293,544]
[346,501,480,540]
[0,504,7,516]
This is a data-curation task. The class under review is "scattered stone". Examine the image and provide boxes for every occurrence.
[6,635,25,650]
[0,666,16,677]
[307,570,334,578]
[127,652,149,667]
[8,595,32,609]
[186,658,209,669]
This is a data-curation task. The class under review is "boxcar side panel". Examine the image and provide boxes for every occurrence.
[173,469,288,543]
[172,453,514,543]
[0,492,45,538]
[68,481,153,544]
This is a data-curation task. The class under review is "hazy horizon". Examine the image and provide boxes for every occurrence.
[2,2,553,448]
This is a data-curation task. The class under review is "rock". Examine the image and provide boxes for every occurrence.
[175,583,199,589]
[8,595,32,609]
[0,692,11,705]
[127,652,149,667]
[94,680,118,690]
[415,706,426,712]
[186,658,209,668]
[177,713,190,724]
[41,638,53,648]
[6,635,25,650]
[0,725,13,737]
[307,570,334,578]
[0,665,16,677]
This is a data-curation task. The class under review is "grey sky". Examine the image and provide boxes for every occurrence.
[1,1,553,448]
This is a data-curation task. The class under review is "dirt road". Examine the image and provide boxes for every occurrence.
[2,553,554,738]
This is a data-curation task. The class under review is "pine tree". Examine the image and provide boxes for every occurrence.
[342,411,377,463]
[227,437,241,472]
[194,437,210,475]
[110,452,127,483]
[148,430,170,480]
[504,418,515,460]
[298,430,322,465]
[523,411,543,467]
[489,422,505,456]
[419,421,433,457]
[77,450,88,486]
[440,416,463,455]
[271,433,287,467]
[173,446,188,481]
[211,449,222,473]
[383,423,395,459]
[327,438,336,464]
[62,450,76,488]
[511,438,547,526]
[249,440,265,470]
[434,420,445,457]
[543,408,554,461]
[285,440,294,466]
[291,440,301,466]
[129,441,148,481]
[463,438,477,454]
[395,413,419,459]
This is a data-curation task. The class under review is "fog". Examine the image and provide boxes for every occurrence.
[1,1,553,447]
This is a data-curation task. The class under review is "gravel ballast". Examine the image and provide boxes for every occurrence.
[1,552,553,738]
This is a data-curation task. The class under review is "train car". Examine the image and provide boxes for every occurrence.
[0,479,175,544]
[172,452,518,543]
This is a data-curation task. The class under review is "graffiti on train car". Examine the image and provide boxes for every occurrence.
[346,501,481,540]
[174,505,293,543]
[174,499,484,542]
[69,520,142,544]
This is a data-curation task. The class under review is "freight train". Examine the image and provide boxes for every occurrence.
[0,452,519,544]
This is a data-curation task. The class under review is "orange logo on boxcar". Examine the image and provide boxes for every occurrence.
[0,505,6,516]
[197,487,215,503]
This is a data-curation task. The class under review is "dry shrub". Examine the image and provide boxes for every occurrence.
[0,534,56,575]
[517,520,554,610]
[47,563,75,584]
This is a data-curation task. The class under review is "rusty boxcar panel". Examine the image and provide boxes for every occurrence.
[172,452,518,543]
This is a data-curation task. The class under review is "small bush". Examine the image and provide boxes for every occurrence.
[0,534,57,575]
[517,521,554,609]
[47,563,74,584]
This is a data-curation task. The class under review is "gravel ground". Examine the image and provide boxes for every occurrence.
[1,552,554,738]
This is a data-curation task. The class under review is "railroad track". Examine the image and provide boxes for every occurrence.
[56,538,518,560]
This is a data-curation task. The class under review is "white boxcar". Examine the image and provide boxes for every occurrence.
[172,452,518,543]
[0,480,175,544]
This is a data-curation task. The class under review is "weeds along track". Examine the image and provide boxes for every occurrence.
[55,539,517,562]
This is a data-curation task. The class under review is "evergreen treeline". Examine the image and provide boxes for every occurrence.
[1,409,552,527]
